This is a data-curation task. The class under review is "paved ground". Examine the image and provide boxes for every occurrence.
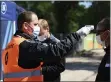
[61,49,105,81]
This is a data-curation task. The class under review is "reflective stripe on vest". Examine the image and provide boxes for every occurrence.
[4,70,41,78]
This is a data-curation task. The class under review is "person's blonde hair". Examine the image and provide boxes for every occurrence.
[38,19,49,30]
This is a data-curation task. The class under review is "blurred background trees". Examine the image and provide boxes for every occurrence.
[15,1,110,34]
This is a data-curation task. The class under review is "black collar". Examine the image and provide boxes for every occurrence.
[14,30,35,40]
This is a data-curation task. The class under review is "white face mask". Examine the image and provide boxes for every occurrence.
[96,30,109,48]
[96,35,106,47]
[26,23,40,38]
[38,34,48,41]
[32,25,40,38]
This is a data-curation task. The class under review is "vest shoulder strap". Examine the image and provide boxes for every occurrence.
[12,36,26,45]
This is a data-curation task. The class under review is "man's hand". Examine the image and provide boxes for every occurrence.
[76,25,94,39]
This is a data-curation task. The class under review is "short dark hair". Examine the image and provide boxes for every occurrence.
[17,11,37,30]
[97,17,110,30]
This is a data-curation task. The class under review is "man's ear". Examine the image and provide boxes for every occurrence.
[106,30,110,39]
[105,30,110,36]
[23,22,28,30]
[107,30,110,34]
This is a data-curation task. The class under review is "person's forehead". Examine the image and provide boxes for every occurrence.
[31,14,38,23]
[38,19,43,24]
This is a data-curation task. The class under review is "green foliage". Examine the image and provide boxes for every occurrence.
[67,5,87,32]
[15,1,110,34]
[85,1,110,27]
[53,1,79,33]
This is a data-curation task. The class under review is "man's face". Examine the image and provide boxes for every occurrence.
[23,14,39,36]
[96,25,109,41]
[96,25,110,47]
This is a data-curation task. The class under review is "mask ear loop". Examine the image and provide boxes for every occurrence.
[105,30,110,41]
[25,22,33,32]
[106,30,110,47]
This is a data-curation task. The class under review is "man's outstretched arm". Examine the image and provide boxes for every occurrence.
[18,26,94,68]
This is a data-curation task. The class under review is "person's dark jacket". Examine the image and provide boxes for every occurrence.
[41,34,65,82]
[16,30,80,69]
[95,46,110,82]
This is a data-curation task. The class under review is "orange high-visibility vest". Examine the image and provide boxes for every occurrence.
[2,36,43,82]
